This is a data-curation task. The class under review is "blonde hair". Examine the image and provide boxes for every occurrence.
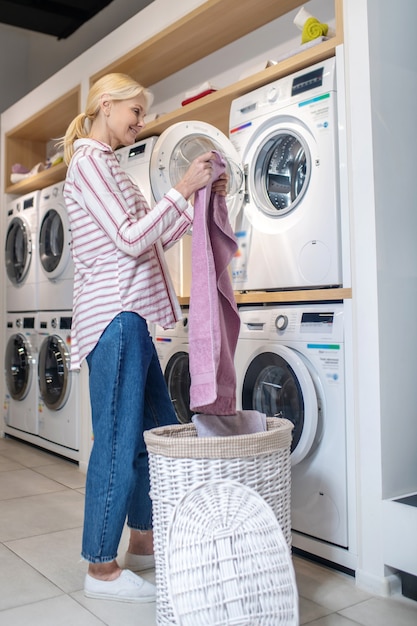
[62,73,153,165]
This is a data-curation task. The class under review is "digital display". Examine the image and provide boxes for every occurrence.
[60,317,72,330]
[292,67,324,97]
[300,312,334,333]
[128,144,146,158]
[23,317,35,329]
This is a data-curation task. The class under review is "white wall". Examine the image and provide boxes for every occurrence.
[0,0,152,113]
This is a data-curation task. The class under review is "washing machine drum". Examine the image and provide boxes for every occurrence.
[38,335,70,410]
[164,350,192,424]
[254,129,310,216]
[4,333,33,400]
[5,217,32,285]
[241,346,319,465]
[39,207,71,278]
[150,121,243,226]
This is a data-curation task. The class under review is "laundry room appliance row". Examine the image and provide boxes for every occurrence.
[114,56,343,300]
[5,181,74,313]
[154,300,352,568]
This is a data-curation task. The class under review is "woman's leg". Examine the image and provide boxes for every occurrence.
[126,342,177,555]
[82,313,154,577]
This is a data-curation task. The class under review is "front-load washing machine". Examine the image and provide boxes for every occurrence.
[38,181,73,311]
[229,57,341,291]
[5,191,41,312]
[116,136,192,297]
[154,309,191,424]
[37,311,79,455]
[235,303,348,555]
[149,121,244,296]
[3,312,39,436]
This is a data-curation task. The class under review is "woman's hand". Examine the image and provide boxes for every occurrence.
[174,151,215,200]
[212,172,229,197]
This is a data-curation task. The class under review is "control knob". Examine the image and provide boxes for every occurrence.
[275,314,288,331]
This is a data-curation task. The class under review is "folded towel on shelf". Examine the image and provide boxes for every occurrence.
[192,410,267,437]
[301,17,329,43]
[188,151,240,416]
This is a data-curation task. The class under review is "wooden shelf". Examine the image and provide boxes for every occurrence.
[90,0,309,87]
[138,35,341,138]
[3,0,343,195]
[5,87,79,194]
[178,288,352,307]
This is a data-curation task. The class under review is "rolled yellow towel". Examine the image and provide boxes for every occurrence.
[302,17,328,43]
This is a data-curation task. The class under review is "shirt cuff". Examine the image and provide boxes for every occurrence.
[166,188,193,221]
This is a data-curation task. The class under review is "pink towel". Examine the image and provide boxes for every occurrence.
[189,151,240,415]
[192,410,267,437]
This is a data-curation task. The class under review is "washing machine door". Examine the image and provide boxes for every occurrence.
[242,118,317,234]
[38,335,71,411]
[150,121,244,228]
[5,217,32,285]
[241,346,318,465]
[4,333,33,401]
[39,205,71,280]
[164,348,192,424]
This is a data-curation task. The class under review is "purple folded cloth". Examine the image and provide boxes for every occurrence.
[192,410,267,437]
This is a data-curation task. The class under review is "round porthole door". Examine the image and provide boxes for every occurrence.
[4,333,33,400]
[164,349,192,424]
[38,335,70,411]
[241,345,319,465]
[5,217,32,285]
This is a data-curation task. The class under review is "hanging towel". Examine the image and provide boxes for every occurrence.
[189,151,240,415]
[192,410,267,437]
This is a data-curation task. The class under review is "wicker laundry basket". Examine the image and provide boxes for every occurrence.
[144,417,293,626]
[166,479,299,626]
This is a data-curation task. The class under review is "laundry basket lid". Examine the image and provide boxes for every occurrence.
[166,479,299,626]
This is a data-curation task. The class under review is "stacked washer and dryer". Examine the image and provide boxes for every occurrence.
[228,57,353,568]
[3,181,80,461]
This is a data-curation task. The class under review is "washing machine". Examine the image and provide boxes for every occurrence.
[116,135,191,297]
[5,190,41,312]
[3,312,39,436]
[37,311,79,452]
[38,181,73,311]
[235,302,348,552]
[154,309,191,424]
[229,57,341,291]
[149,121,244,296]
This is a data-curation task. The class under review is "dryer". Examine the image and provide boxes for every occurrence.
[116,136,192,298]
[37,311,79,454]
[38,181,73,311]
[235,303,348,556]
[3,312,39,436]
[154,309,191,424]
[5,191,41,312]
[149,121,244,296]
[229,58,341,291]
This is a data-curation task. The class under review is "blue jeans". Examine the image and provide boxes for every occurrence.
[82,312,177,563]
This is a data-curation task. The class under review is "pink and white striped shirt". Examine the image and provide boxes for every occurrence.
[63,138,193,370]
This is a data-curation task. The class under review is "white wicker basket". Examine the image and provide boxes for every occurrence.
[166,480,299,626]
[144,417,293,626]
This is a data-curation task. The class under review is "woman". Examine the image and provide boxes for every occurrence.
[62,72,228,602]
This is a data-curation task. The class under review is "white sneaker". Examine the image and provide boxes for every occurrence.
[124,552,155,572]
[84,569,156,603]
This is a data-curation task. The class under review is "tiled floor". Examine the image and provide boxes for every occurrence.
[1,436,416,626]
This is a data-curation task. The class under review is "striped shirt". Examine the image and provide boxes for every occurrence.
[63,138,193,370]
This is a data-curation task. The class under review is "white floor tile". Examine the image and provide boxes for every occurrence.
[34,462,86,489]
[293,555,372,612]
[0,594,105,625]
[0,544,62,611]
[6,527,85,593]
[0,468,68,500]
[0,438,66,467]
[340,595,417,626]
[0,488,84,541]
[0,454,23,472]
